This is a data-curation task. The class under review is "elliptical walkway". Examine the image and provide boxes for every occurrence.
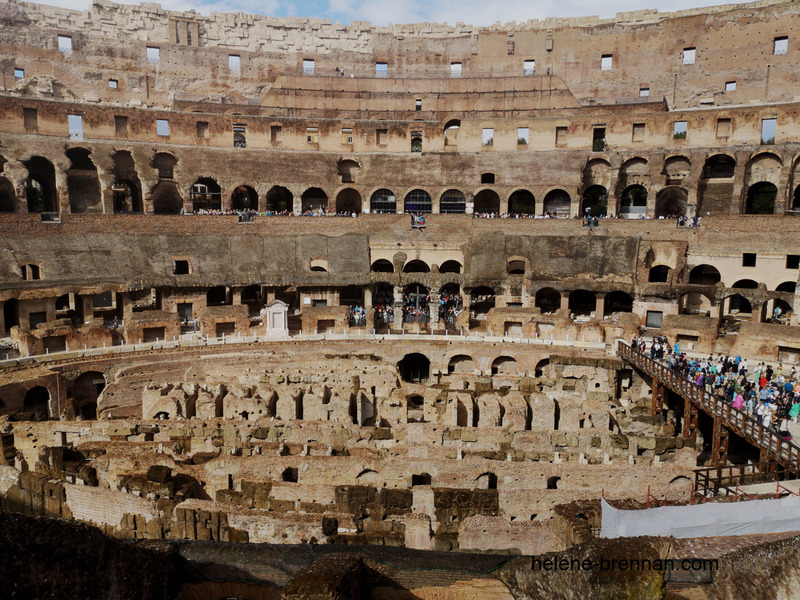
[617,341,800,475]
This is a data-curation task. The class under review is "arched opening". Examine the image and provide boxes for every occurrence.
[152,152,177,179]
[679,293,713,316]
[335,188,361,214]
[301,187,328,213]
[439,189,466,214]
[746,182,777,214]
[448,354,474,374]
[0,177,15,212]
[492,356,517,375]
[66,148,101,213]
[725,294,752,315]
[72,371,105,420]
[230,185,257,210]
[3,298,19,333]
[732,279,758,289]
[443,119,460,146]
[470,286,495,324]
[649,265,670,283]
[569,290,596,316]
[547,476,560,490]
[605,291,633,313]
[777,281,796,293]
[407,394,425,423]
[507,260,525,275]
[404,189,432,213]
[772,299,792,320]
[581,185,607,216]
[473,189,500,215]
[476,472,498,490]
[535,288,561,314]
[265,185,293,213]
[534,358,550,378]
[403,260,430,273]
[655,187,687,218]
[372,282,394,329]
[190,177,222,212]
[439,260,462,274]
[340,285,363,307]
[369,188,396,214]
[703,154,736,179]
[111,151,142,213]
[206,286,231,306]
[410,135,422,153]
[542,189,571,217]
[619,185,647,218]
[793,185,800,210]
[24,157,57,213]
[150,181,183,214]
[440,283,462,328]
[310,258,328,272]
[508,189,535,215]
[24,386,50,416]
[371,259,393,273]
[403,284,429,323]
[688,264,721,285]
[242,285,263,318]
[663,155,691,180]
[398,353,430,383]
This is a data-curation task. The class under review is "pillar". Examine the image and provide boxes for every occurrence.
[428,293,440,326]
[595,293,605,320]
[710,417,729,466]
[560,292,570,312]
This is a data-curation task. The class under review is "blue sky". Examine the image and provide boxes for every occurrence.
[25,0,756,26]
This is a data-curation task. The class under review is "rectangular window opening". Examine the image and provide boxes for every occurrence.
[415,99,422,112]
[68,114,83,140]
[23,107,38,131]
[482,128,494,146]
[523,59,535,76]
[592,127,605,152]
[377,128,387,145]
[270,125,281,142]
[774,36,788,55]
[306,127,318,143]
[115,115,128,136]
[108,78,118,89]
[646,311,663,328]
[725,80,736,91]
[156,119,169,137]
[632,123,645,142]
[743,253,757,267]
[57,35,72,53]
[146,46,160,63]
[375,62,387,77]
[173,260,190,275]
[555,126,567,146]
[600,54,612,71]
[450,62,462,78]
[303,59,315,75]
[673,121,688,140]
[197,121,209,138]
[761,118,776,145]
[787,254,800,269]
[228,54,240,71]
[517,127,529,145]
[682,47,696,65]
[342,128,353,144]
[716,118,731,139]
[14,68,24,79]
[639,87,650,97]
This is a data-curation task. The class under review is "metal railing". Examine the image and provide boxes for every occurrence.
[618,342,800,474]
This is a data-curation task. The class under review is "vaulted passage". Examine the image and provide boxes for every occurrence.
[66,148,102,213]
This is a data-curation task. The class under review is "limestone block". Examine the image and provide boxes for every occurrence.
[529,392,556,431]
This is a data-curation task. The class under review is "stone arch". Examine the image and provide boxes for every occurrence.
[439,189,466,214]
[66,147,102,213]
[702,154,736,179]
[337,158,361,183]
[473,189,500,214]
[301,187,328,213]
[470,286,496,319]
[581,185,607,216]
[724,293,752,315]
[443,119,460,147]
[111,150,142,214]
[731,279,758,289]
[776,281,796,293]
[583,157,612,185]
[369,188,396,214]
[662,155,691,180]
[655,186,688,217]
[605,291,633,313]
[439,260,462,274]
[745,182,777,214]
[230,185,258,210]
[403,260,430,273]
[542,189,571,216]
[24,386,50,417]
[649,265,670,283]
[404,189,432,213]
[0,177,15,212]
[24,156,58,213]
[371,259,394,273]
[265,185,293,213]
[535,288,561,313]
[150,181,183,214]
[569,290,596,316]
[151,152,178,179]
[507,258,526,275]
[534,358,550,377]
[491,356,517,375]
[190,177,222,211]
[688,264,721,285]
[448,354,474,374]
[475,472,498,490]
[679,292,714,316]
[619,184,647,217]
[398,353,430,383]
[792,185,800,210]
[72,371,105,420]
[508,189,535,215]
[335,188,361,214]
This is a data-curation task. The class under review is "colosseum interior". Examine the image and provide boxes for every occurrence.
[2,0,800,598]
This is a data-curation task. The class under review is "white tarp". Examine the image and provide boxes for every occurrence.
[600,496,800,539]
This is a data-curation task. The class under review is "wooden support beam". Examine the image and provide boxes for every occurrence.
[710,417,729,466]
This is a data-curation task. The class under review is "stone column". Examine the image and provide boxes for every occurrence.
[392,285,404,332]
[595,293,605,320]
[560,292,570,311]
[428,293,440,326]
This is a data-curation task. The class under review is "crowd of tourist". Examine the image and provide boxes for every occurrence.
[190,208,358,217]
[440,291,463,325]
[632,336,800,439]
[347,305,367,327]
[373,290,395,326]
